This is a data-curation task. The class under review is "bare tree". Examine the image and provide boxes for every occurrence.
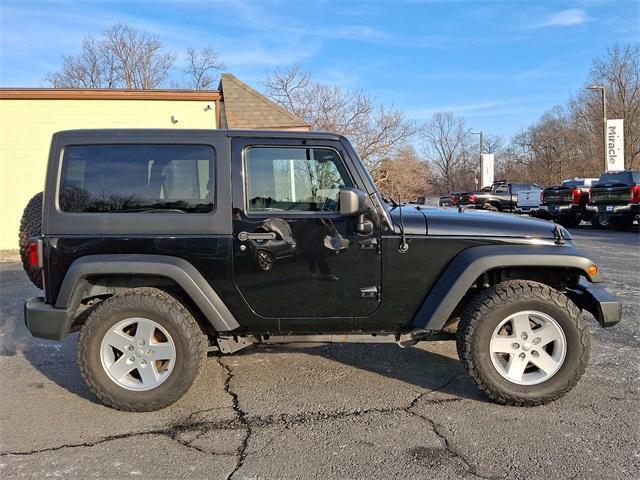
[420,112,473,193]
[183,47,225,90]
[587,43,640,169]
[263,65,416,174]
[507,42,640,186]
[46,23,175,89]
[375,146,432,201]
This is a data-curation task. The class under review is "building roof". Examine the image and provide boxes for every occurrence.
[0,88,221,101]
[219,74,309,130]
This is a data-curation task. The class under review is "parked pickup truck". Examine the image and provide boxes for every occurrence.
[515,186,543,214]
[536,178,598,228]
[460,182,541,212]
[22,129,621,411]
[587,170,640,230]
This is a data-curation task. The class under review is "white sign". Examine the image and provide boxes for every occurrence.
[481,154,494,188]
[606,119,624,171]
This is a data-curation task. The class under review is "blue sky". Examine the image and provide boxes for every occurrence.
[1,0,638,137]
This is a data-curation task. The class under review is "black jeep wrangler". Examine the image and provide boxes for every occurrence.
[24,129,621,411]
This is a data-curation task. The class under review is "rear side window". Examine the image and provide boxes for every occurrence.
[596,171,635,185]
[59,145,214,213]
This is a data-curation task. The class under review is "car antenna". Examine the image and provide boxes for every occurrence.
[392,194,409,253]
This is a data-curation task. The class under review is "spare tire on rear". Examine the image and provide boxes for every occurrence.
[19,192,43,289]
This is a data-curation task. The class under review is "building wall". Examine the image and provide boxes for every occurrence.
[0,99,216,249]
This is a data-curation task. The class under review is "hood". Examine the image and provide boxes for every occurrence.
[389,205,569,240]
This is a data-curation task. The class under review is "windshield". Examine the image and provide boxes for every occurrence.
[596,171,636,186]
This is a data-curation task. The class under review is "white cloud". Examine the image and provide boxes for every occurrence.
[536,9,589,28]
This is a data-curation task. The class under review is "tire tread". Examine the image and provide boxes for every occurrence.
[77,287,208,411]
[456,280,590,406]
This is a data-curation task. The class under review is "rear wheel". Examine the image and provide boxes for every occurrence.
[558,216,581,229]
[611,217,633,231]
[591,214,610,229]
[77,288,208,411]
[18,192,43,289]
[456,280,590,406]
[483,203,499,212]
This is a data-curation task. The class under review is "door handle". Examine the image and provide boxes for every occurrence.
[238,231,277,241]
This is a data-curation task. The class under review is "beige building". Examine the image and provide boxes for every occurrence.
[0,74,308,249]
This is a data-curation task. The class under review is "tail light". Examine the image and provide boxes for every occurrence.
[540,191,544,203]
[571,188,582,205]
[469,194,477,204]
[450,195,456,205]
[632,185,640,203]
[27,239,43,269]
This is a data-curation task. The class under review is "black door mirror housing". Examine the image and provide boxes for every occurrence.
[340,188,368,216]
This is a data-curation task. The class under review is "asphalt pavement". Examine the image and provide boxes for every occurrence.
[0,227,638,479]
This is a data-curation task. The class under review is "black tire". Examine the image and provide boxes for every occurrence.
[77,288,208,411]
[591,214,610,229]
[611,217,633,231]
[18,192,43,289]
[558,216,581,229]
[456,280,590,406]
[483,203,499,212]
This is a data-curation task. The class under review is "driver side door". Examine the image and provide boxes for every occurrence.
[231,138,382,331]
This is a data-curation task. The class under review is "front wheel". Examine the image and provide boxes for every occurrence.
[456,280,590,406]
[77,288,208,411]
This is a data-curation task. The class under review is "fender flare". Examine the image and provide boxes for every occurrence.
[56,254,240,336]
[412,245,599,331]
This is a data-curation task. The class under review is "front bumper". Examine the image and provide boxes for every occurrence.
[24,297,69,340]
[566,284,622,328]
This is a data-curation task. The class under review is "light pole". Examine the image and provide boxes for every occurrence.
[586,85,607,172]
[471,131,483,188]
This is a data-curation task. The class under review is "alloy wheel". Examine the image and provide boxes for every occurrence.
[100,317,176,391]
[489,310,567,385]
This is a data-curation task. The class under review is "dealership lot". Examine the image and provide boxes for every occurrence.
[0,227,638,479]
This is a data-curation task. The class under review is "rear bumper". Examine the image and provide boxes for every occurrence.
[537,204,582,218]
[24,297,69,340]
[586,203,639,217]
[566,284,622,328]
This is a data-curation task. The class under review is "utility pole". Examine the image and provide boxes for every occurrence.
[586,85,607,172]
[472,131,483,188]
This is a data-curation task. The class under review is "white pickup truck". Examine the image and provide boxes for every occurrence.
[516,186,543,214]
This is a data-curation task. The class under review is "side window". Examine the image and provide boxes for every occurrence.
[59,145,214,213]
[495,185,508,193]
[245,147,352,213]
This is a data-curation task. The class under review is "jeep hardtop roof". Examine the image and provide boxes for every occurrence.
[52,128,345,141]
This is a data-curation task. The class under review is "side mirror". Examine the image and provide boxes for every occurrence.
[340,188,368,216]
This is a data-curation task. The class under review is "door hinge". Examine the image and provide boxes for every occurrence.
[360,286,380,300]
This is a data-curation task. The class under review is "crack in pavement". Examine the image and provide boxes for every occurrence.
[1,368,487,480]
[216,356,251,480]
[408,410,502,480]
